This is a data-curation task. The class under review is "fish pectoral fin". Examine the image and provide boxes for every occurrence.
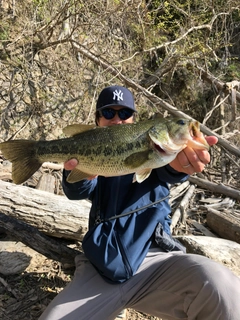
[124,151,152,169]
[67,169,93,183]
[133,169,152,183]
[63,124,96,137]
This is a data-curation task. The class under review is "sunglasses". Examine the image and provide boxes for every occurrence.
[99,108,134,120]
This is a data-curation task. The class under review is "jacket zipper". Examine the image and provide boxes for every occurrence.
[114,177,132,278]
[115,230,133,279]
[112,176,120,217]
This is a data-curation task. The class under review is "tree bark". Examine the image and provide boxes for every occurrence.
[188,176,240,201]
[195,65,240,104]
[0,212,81,266]
[206,207,240,244]
[0,180,90,241]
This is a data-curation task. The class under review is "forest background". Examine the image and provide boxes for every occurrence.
[0,1,240,319]
[0,0,240,143]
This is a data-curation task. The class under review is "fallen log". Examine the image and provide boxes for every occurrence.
[206,207,240,244]
[0,180,90,240]
[0,212,80,266]
[188,176,240,201]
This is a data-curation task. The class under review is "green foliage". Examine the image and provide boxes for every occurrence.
[32,0,51,21]
[225,62,240,80]
[0,21,10,41]
[0,0,239,141]
[32,0,49,8]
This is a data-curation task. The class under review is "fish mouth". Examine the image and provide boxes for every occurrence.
[188,121,209,150]
[153,141,185,155]
[190,121,201,139]
[151,120,209,154]
[153,143,166,154]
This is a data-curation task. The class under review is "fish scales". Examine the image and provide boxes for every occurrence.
[37,126,149,164]
[0,116,209,184]
[36,122,151,176]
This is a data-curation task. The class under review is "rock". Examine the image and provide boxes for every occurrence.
[178,235,240,277]
[0,240,47,275]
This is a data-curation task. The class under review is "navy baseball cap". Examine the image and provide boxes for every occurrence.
[96,85,136,112]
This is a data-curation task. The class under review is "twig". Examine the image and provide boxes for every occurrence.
[8,113,33,140]
[0,276,19,299]
[70,40,240,157]
[181,185,196,224]
[169,181,190,205]
[203,93,229,125]
[171,184,196,231]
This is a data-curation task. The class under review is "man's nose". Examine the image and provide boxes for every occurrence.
[111,114,122,124]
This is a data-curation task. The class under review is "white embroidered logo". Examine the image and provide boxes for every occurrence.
[113,89,123,101]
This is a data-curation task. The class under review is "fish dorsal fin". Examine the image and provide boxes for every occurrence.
[133,169,152,183]
[63,124,96,137]
[67,168,93,183]
[124,150,153,169]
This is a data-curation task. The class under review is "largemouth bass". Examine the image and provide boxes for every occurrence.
[0,116,209,184]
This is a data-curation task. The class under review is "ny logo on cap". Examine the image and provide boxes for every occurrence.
[113,89,123,101]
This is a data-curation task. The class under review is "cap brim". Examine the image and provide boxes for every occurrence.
[97,104,137,112]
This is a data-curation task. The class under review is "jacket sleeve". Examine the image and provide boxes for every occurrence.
[156,165,189,184]
[62,169,97,200]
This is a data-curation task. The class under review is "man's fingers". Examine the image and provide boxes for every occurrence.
[205,136,218,146]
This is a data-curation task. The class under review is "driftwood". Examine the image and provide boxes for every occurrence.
[169,181,190,204]
[188,176,240,201]
[36,173,56,193]
[170,184,196,231]
[0,180,90,241]
[206,207,240,244]
[0,212,80,266]
[190,221,217,237]
[0,164,239,264]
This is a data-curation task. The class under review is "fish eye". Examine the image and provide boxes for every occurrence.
[177,119,186,126]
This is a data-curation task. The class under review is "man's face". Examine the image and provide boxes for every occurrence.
[97,106,134,127]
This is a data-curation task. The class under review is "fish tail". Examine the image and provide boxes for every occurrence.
[0,140,42,184]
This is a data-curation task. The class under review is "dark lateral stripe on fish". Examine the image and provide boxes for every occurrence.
[0,117,209,184]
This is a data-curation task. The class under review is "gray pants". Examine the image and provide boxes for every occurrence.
[39,250,240,320]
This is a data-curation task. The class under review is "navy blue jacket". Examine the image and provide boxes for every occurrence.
[62,166,188,234]
[62,166,188,283]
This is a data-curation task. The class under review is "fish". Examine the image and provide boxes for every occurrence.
[0,115,209,185]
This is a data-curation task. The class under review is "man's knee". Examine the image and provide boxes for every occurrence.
[182,254,240,319]
[183,254,235,285]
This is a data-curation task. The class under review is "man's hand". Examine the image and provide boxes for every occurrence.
[169,136,218,175]
[64,158,78,171]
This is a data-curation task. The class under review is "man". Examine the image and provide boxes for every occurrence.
[39,85,240,320]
